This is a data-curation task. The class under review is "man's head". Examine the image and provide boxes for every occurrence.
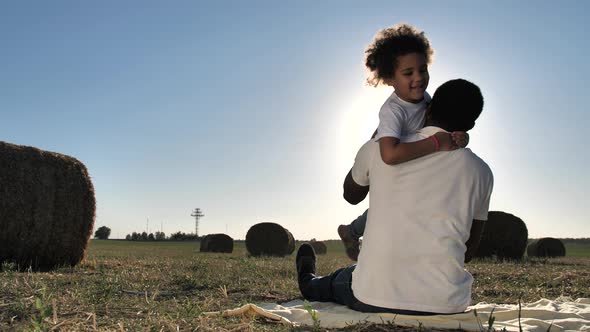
[426,79,484,132]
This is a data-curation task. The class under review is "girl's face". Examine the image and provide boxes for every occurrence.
[387,52,429,104]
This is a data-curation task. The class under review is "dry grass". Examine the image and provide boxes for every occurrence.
[0,240,588,331]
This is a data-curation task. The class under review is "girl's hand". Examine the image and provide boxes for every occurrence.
[434,132,457,151]
[451,131,469,148]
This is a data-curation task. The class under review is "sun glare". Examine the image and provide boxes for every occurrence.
[333,86,390,170]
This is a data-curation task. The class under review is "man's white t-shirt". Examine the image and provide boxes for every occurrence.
[351,126,494,313]
[373,91,431,141]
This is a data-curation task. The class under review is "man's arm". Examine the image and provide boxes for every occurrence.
[343,169,369,205]
[464,219,485,263]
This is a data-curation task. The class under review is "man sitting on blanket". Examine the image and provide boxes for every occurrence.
[296,79,494,315]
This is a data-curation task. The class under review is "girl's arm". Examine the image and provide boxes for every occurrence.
[379,132,456,165]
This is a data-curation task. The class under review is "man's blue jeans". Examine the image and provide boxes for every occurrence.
[349,209,368,240]
[305,264,438,315]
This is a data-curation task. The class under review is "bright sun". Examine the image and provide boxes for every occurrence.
[340,86,390,145]
[331,86,391,173]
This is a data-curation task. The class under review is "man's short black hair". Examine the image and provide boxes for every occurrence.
[428,79,484,132]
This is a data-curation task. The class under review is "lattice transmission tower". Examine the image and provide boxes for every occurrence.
[191,208,204,237]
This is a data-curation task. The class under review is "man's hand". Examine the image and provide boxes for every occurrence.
[451,131,469,148]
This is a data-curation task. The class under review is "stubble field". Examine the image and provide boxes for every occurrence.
[1,240,589,331]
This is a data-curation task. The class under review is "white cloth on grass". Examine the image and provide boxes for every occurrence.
[204,297,590,332]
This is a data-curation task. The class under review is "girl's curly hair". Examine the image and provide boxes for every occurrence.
[365,23,434,86]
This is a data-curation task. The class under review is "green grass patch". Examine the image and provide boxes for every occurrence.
[564,243,590,257]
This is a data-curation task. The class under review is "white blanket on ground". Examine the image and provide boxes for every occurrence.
[204,297,590,332]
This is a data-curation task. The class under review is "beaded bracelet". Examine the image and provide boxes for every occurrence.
[430,135,440,151]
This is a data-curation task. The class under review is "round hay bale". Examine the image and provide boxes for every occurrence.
[527,238,566,257]
[246,222,295,257]
[285,229,295,255]
[199,235,210,252]
[199,233,233,253]
[0,141,96,271]
[474,211,528,260]
[309,241,327,255]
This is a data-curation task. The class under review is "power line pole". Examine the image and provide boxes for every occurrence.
[191,208,204,237]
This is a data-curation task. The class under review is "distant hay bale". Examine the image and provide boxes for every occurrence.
[199,233,233,253]
[0,141,96,271]
[474,211,528,260]
[199,235,210,252]
[527,238,566,258]
[309,241,327,255]
[245,222,295,257]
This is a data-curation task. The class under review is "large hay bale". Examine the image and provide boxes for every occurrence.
[309,241,327,255]
[246,222,295,257]
[527,238,566,257]
[474,211,528,260]
[286,229,295,254]
[0,141,96,270]
[200,233,233,253]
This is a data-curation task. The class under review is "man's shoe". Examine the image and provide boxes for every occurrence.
[338,224,360,261]
[296,243,316,295]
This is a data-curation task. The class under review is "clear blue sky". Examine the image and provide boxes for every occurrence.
[2,1,588,240]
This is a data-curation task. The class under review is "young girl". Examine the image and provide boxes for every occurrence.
[339,23,468,260]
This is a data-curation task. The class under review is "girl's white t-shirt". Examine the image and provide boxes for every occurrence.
[373,91,431,142]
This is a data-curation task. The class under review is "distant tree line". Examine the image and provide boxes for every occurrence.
[555,238,590,245]
[124,231,201,241]
[125,231,166,241]
[168,232,200,241]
